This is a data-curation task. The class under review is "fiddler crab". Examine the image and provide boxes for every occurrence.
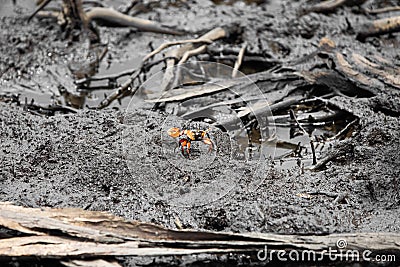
[167,127,214,156]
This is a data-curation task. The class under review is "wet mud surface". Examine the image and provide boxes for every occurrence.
[1,0,400,266]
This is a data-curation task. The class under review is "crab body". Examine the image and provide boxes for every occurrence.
[167,127,213,156]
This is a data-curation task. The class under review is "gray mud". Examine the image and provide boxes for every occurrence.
[1,0,400,266]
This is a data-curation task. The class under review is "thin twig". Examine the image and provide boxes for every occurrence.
[75,57,175,86]
[143,39,212,62]
[307,139,354,172]
[84,57,174,106]
[232,42,247,78]
[159,27,227,94]
[178,45,207,65]
[174,217,183,230]
[307,191,339,198]
[327,119,358,141]
[289,109,308,136]
[28,0,53,21]
[97,69,141,109]
[365,6,400,14]
[332,192,349,204]
[310,140,317,165]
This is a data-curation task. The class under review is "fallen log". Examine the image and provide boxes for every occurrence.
[0,202,399,265]
[0,235,244,257]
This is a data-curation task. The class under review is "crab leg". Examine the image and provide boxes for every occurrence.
[186,142,191,155]
[202,138,214,153]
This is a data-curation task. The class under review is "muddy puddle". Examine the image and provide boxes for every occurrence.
[239,99,357,169]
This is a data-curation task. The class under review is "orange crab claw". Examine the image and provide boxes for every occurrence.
[167,127,180,138]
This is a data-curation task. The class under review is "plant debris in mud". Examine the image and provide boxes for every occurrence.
[1,0,400,266]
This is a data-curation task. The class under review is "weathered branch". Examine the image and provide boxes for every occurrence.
[364,6,400,15]
[300,0,367,15]
[357,16,400,40]
[146,71,302,103]
[143,39,212,62]
[351,53,400,88]
[85,7,183,35]
[28,0,53,21]
[159,27,228,93]
[232,42,247,78]
[29,2,183,35]
[0,202,398,263]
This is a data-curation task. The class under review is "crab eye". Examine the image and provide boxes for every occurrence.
[167,127,180,138]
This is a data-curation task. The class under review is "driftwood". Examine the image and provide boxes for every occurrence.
[300,0,367,15]
[351,53,400,88]
[300,38,399,95]
[333,52,383,90]
[328,50,399,91]
[0,202,399,266]
[357,16,400,40]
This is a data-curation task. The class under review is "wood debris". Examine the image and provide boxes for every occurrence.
[0,202,399,265]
